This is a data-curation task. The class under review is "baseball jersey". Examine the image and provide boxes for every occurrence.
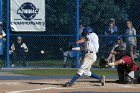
[121,55,139,71]
[85,33,99,53]
[11,42,28,52]
[125,27,136,45]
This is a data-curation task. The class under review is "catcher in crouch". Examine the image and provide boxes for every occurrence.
[101,45,140,84]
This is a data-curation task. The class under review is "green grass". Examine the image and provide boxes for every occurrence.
[27,59,100,67]
[29,59,64,67]
[12,69,117,76]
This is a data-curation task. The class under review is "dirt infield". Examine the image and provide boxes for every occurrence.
[0,79,140,93]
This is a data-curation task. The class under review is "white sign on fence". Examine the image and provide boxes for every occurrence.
[11,0,46,32]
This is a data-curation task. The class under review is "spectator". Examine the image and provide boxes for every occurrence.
[0,22,6,38]
[125,20,137,61]
[0,22,5,68]
[10,36,28,67]
[102,18,119,57]
[61,44,76,68]
[107,37,126,68]
[0,22,6,56]
[105,18,118,35]
[2,30,6,39]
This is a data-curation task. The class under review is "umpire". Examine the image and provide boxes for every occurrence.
[10,36,28,67]
[107,45,140,84]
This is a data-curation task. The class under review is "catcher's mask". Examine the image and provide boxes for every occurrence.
[81,27,93,36]
[114,45,125,52]
[114,45,126,60]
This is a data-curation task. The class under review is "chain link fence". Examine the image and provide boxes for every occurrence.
[0,0,140,68]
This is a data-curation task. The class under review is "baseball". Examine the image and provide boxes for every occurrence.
[40,50,44,54]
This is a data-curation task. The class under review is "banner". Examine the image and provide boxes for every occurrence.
[10,0,46,32]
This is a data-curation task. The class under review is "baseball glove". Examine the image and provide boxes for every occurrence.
[99,58,108,68]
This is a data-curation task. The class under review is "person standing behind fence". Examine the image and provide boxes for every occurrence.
[105,18,118,35]
[0,22,6,55]
[0,22,6,39]
[125,20,137,61]
[103,18,118,57]
[10,36,28,67]
[62,44,76,68]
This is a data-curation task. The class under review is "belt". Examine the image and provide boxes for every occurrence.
[86,51,93,53]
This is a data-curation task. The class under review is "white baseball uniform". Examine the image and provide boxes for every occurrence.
[77,32,99,76]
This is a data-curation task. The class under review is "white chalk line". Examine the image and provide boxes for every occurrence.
[3,82,140,93]
[5,86,95,93]
[6,87,76,93]
[0,82,22,86]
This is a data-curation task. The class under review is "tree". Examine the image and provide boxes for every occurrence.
[79,0,130,34]
[127,0,140,28]
[3,0,135,34]
[45,0,130,34]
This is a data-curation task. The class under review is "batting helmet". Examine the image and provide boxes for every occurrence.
[81,27,93,36]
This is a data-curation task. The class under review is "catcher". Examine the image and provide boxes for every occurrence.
[100,45,140,84]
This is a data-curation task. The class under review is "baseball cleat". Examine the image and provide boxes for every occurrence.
[62,82,73,87]
[101,75,105,86]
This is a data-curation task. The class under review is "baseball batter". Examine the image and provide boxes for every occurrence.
[63,27,105,87]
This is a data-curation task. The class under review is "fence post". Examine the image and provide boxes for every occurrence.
[0,0,2,22]
[6,0,10,68]
[76,0,80,68]
[69,0,73,35]
[0,0,4,56]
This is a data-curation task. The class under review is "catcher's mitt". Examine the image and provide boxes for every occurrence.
[99,58,108,68]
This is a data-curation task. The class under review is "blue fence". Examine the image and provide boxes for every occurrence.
[0,0,140,68]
